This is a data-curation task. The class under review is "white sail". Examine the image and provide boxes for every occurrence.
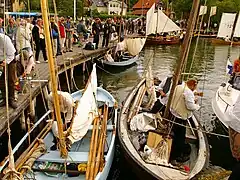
[125,38,146,56]
[68,64,98,144]
[157,9,181,33]
[234,13,240,37]
[146,3,157,35]
[217,13,237,38]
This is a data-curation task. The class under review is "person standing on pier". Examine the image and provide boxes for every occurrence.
[102,18,112,48]
[92,18,102,49]
[32,18,48,63]
[0,33,18,109]
[64,16,74,52]
[48,91,75,150]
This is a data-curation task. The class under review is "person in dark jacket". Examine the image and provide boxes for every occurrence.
[102,19,112,48]
[32,18,48,63]
[92,18,102,49]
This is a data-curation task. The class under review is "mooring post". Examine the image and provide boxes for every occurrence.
[70,67,74,90]
[20,111,26,131]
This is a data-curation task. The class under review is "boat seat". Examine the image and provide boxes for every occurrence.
[36,151,89,163]
[88,125,114,131]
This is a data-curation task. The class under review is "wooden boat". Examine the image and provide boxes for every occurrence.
[193,33,217,38]
[212,13,240,46]
[211,39,240,46]
[118,78,209,180]
[145,4,181,46]
[100,52,138,67]
[146,36,180,45]
[100,37,146,68]
[0,86,117,179]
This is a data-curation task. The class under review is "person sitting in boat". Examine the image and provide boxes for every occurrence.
[48,91,76,150]
[150,75,175,114]
[224,35,230,42]
[170,79,200,164]
[233,56,240,73]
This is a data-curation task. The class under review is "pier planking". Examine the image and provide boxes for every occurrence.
[0,46,110,136]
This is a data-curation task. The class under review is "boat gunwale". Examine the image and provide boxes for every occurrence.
[118,79,209,179]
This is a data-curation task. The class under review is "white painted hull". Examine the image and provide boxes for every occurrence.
[212,83,240,128]
[102,55,138,67]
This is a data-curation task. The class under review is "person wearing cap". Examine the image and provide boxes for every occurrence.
[32,18,48,63]
[64,16,74,52]
[15,49,35,78]
[170,79,200,164]
[92,18,102,49]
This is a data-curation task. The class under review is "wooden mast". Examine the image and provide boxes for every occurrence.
[40,0,68,158]
[118,0,125,42]
[163,0,200,119]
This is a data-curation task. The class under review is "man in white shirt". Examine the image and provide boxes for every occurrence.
[0,33,17,108]
[48,91,75,150]
[170,79,200,163]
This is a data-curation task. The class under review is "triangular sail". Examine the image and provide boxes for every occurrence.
[234,13,240,37]
[217,13,237,38]
[68,64,98,144]
[157,9,181,33]
[125,38,146,56]
[146,3,157,35]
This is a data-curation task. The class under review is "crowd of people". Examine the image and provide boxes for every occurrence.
[0,15,147,109]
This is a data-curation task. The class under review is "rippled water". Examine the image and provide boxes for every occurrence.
[94,39,240,179]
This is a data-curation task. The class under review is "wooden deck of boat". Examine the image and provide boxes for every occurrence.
[0,46,110,136]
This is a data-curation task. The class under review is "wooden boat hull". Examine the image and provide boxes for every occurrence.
[118,79,209,180]
[193,34,217,38]
[146,36,180,45]
[211,39,240,46]
[0,87,117,180]
[101,55,138,67]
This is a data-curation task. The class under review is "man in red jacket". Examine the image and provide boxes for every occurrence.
[58,17,66,53]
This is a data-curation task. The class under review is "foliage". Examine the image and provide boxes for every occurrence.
[167,0,240,23]
[19,0,84,17]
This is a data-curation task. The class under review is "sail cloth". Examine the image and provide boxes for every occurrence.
[199,6,207,16]
[125,38,146,56]
[68,64,98,144]
[146,3,157,35]
[210,6,217,17]
[157,10,181,34]
[217,13,237,38]
[234,13,240,37]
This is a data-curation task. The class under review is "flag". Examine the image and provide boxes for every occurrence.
[210,6,217,17]
[199,6,207,16]
[226,59,233,75]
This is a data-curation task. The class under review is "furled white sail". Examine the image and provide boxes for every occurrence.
[68,64,98,144]
[157,9,181,33]
[234,13,240,37]
[125,38,146,56]
[217,13,237,38]
[146,3,157,35]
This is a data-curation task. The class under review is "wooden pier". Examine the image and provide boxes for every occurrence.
[0,46,110,136]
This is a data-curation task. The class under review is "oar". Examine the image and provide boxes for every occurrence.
[86,117,98,179]
[94,104,108,177]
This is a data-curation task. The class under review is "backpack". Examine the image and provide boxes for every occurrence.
[52,29,58,38]
[84,42,94,50]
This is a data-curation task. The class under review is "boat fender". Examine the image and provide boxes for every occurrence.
[142,145,152,160]
[78,163,87,173]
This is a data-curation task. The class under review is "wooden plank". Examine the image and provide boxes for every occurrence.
[0,45,111,136]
